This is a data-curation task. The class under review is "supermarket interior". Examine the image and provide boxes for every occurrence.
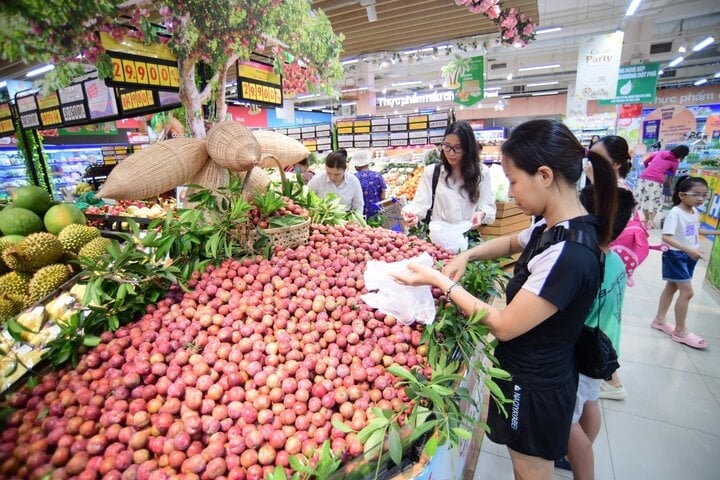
[0,0,719,479]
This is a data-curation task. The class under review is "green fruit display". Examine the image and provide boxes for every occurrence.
[29,264,72,303]
[11,185,52,216]
[79,237,113,261]
[0,207,44,236]
[58,224,100,254]
[43,204,86,235]
[0,271,30,296]
[2,232,64,272]
[0,293,23,322]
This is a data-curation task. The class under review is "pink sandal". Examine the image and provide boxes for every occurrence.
[651,321,675,336]
[671,332,709,349]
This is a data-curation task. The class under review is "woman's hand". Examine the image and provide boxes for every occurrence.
[402,209,419,227]
[392,263,443,287]
[443,251,469,281]
[471,211,486,227]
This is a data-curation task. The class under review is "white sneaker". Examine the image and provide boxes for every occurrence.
[599,381,627,400]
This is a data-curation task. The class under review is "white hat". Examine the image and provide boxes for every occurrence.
[352,150,372,167]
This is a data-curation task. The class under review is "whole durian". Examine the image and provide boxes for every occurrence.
[0,271,31,296]
[28,264,72,303]
[0,293,23,322]
[2,232,64,272]
[78,237,113,261]
[0,238,13,273]
[58,224,100,254]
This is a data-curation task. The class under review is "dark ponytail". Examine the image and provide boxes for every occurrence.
[586,151,618,246]
[597,135,632,178]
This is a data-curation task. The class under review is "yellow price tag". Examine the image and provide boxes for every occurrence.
[40,109,62,126]
[134,62,148,84]
[158,65,170,86]
[169,66,180,87]
[147,63,160,85]
[122,59,137,83]
[112,57,125,82]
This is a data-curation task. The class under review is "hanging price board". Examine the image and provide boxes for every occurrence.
[118,89,157,113]
[101,32,180,92]
[16,94,40,129]
[37,92,63,128]
[0,103,15,136]
[237,60,283,107]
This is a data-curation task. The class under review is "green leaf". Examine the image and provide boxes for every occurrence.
[363,428,385,454]
[268,214,306,228]
[486,366,512,380]
[386,364,417,383]
[407,420,436,444]
[82,335,101,347]
[424,434,439,457]
[388,425,402,465]
[331,418,353,433]
[451,427,472,440]
[430,384,454,396]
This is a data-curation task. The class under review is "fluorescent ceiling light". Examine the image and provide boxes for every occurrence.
[341,87,367,93]
[391,80,423,87]
[341,101,357,106]
[668,56,684,67]
[714,71,720,78]
[518,63,560,72]
[341,59,359,65]
[535,27,562,35]
[625,0,642,16]
[401,47,433,55]
[694,78,708,86]
[531,91,560,96]
[26,64,55,77]
[435,45,451,49]
[485,86,502,91]
[321,109,334,113]
[298,107,314,112]
[506,73,513,80]
[678,45,687,53]
[296,93,320,99]
[692,36,714,52]
[502,95,512,99]
[526,81,559,87]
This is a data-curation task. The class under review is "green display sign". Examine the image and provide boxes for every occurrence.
[599,62,660,105]
[451,56,485,107]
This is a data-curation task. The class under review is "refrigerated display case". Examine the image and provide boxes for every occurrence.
[44,146,104,197]
[0,147,29,198]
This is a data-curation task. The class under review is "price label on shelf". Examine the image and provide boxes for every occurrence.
[40,109,63,127]
[119,89,156,112]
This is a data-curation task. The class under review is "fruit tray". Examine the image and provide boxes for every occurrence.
[85,214,154,232]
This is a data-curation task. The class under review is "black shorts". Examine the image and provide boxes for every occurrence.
[487,377,578,460]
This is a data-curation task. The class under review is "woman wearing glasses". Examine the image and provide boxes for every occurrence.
[401,121,496,232]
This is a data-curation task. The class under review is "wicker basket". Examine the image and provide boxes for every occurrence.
[98,138,207,200]
[231,218,310,250]
[206,121,261,171]
[239,166,271,202]
[253,130,310,168]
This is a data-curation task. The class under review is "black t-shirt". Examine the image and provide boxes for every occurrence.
[497,215,601,388]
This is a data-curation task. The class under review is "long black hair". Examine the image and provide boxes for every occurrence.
[596,135,632,178]
[672,175,708,206]
[440,121,481,203]
[502,119,618,246]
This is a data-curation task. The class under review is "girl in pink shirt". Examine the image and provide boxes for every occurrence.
[635,145,689,228]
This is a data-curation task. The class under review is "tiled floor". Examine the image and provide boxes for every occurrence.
[473,230,720,480]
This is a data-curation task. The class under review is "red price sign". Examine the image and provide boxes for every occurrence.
[112,57,125,82]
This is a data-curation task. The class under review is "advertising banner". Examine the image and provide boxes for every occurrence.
[643,105,697,145]
[574,32,624,100]
[599,62,660,104]
[453,56,485,107]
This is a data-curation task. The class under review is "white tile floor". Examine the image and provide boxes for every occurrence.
[473,230,720,480]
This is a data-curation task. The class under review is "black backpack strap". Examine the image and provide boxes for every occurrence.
[423,164,443,224]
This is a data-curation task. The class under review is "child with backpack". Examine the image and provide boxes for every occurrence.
[650,176,720,349]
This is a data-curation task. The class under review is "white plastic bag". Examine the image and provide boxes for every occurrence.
[361,252,436,325]
[429,220,472,252]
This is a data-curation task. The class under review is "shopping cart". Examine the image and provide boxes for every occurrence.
[375,197,407,233]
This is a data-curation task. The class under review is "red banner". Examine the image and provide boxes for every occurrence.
[227,105,268,128]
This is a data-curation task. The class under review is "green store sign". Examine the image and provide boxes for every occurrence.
[599,62,660,105]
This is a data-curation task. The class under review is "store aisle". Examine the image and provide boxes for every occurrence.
[473,230,720,480]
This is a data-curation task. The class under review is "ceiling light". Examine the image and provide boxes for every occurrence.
[26,64,55,77]
[341,101,357,106]
[485,86,502,91]
[382,88,387,94]
[506,73,513,80]
[391,81,423,87]
[694,78,708,86]
[502,95,512,99]
[518,63,561,72]
[526,81,559,87]
[668,56,684,67]
[428,83,434,89]
[341,58,358,65]
[714,72,720,78]
[380,61,388,68]
[531,91,560,96]
[658,69,664,75]
[296,93,321,99]
[625,0,642,16]
[535,26,562,35]
[692,36,715,52]
[321,109,334,113]
[678,45,687,53]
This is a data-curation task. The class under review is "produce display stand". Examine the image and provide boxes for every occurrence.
[478,201,531,237]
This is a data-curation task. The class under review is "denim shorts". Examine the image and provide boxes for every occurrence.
[662,250,697,283]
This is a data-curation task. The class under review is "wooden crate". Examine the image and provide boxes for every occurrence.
[478,201,532,237]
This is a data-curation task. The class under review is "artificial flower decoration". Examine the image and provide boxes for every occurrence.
[455,0,536,46]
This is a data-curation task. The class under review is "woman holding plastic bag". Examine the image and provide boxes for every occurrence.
[394,119,619,480]
[401,121,496,250]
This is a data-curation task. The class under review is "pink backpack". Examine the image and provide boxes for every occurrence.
[609,211,667,286]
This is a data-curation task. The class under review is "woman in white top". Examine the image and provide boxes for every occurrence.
[307,149,364,214]
[401,121,496,228]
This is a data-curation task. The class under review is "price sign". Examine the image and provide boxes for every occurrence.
[100,32,179,92]
[118,89,156,112]
[60,102,89,124]
[0,103,14,136]
[40,109,62,127]
[237,59,283,107]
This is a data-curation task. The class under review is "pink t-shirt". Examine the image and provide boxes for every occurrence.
[639,151,679,183]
